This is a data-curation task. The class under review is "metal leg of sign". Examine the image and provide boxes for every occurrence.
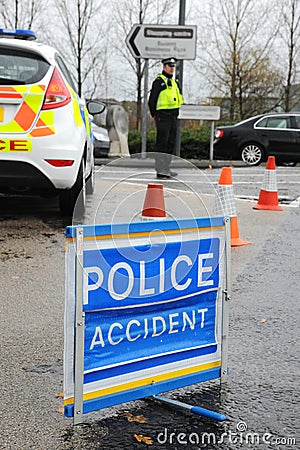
[221,217,231,385]
[152,395,226,422]
[73,227,85,426]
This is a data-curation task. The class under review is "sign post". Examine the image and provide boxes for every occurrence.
[73,228,84,425]
[141,59,149,159]
[175,0,186,157]
[64,216,230,424]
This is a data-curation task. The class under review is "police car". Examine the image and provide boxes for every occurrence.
[0,28,105,216]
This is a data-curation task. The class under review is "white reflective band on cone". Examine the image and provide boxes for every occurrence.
[214,185,237,217]
[262,170,277,192]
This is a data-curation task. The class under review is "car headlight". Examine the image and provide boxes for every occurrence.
[93,131,109,142]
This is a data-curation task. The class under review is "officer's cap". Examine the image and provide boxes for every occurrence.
[161,57,177,66]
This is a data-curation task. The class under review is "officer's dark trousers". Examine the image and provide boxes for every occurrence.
[154,111,178,175]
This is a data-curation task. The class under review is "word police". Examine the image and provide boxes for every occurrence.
[83,252,214,304]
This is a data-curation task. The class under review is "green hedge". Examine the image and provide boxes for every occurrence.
[128,127,211,159]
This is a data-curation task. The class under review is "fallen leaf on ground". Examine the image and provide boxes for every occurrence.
[133,434,153,445]
[259,318,268,323]
[124,412,148,423]
[55,391,64,399]
[56,404,64,415]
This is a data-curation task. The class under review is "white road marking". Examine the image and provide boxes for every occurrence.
[287,196,300,208]
[99,176,300,185]
[96,168,300,207]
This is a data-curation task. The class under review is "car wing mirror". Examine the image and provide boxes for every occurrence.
[87,101,106,115]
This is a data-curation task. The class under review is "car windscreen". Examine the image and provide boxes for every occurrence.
[0,46,50,85]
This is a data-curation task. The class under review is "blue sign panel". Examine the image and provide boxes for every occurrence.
[64,217,229,418]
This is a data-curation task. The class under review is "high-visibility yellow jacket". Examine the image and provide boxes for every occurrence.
[156,74,183,111]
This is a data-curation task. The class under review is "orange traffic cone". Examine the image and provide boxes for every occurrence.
[253,156,283,211]
[142,183,166,220]
[215,167,251,247]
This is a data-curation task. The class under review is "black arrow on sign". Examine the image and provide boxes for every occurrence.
[128,25,141,57]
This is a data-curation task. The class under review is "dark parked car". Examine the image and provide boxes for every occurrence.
[213,113,300,165]
[92,123,110,157]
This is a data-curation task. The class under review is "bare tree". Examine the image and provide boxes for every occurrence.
[0,0,43,30]
[236,51,284,118]
[111,0,174,130]
[197,0,282,121]
[277,0,300,111]
[53,0,108,98]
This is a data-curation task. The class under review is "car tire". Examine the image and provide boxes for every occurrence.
[86,160,95,195]
[59,159,86,218]
[241,144,264,166]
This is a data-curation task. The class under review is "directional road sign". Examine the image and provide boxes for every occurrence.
[126,24,197,60]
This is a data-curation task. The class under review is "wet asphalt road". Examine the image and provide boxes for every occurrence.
[0,162,299,449]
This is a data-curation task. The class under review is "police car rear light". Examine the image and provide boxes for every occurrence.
[0,28,36,40]
[45,159,74,167]
[215,129,224,139]
[42,68,71,110]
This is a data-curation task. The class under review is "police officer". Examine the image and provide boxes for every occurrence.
[148,57,183,179]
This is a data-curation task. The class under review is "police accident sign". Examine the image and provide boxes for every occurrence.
[64,217,230,418]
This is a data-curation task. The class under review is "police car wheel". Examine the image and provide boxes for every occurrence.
[59,159,86,217]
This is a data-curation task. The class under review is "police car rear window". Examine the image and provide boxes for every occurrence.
[0,47,50,85]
